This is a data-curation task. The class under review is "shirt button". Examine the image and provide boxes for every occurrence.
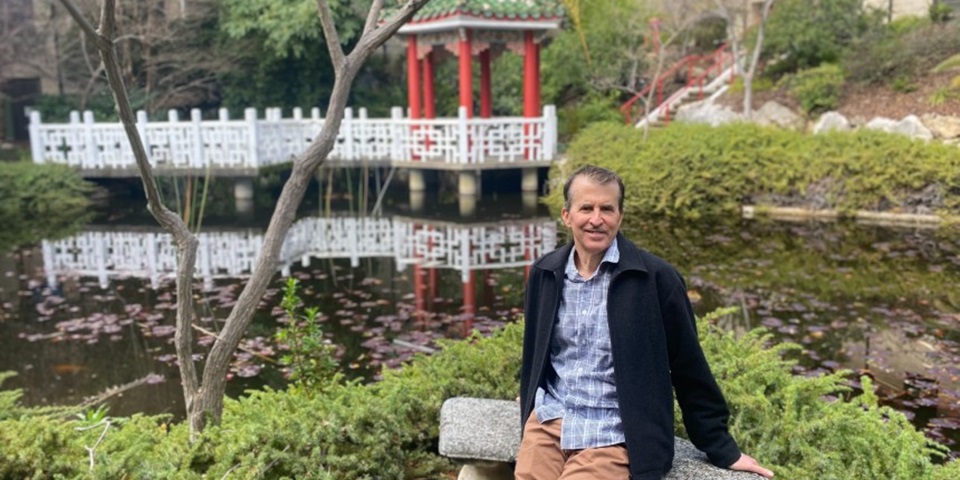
[581,310,586,314]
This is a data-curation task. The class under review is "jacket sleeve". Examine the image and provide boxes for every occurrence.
[660,272,741,468]
[519,268,540,431]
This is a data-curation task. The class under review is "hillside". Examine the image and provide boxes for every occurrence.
[723,71,960,123]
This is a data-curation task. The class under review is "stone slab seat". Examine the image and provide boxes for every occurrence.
[439,397,762,480]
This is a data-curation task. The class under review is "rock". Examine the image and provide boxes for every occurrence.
[895,115,934,141]
[753,101,804,131]
[865,116,898,133]
[812,111,851,134]
[866,115,934,141]
[921,114,960,139]
[675,99,742,126]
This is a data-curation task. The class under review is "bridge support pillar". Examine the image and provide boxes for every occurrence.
[523,192,538,214]
[409,170,426,192]
[522,167,538,193]
[458,194,477,218]
[410,191,425,213]
[458,171,479,196]
[234,178,254,201]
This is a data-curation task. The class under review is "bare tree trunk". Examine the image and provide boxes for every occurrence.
[58,0,429,439]
[742,0,774,120]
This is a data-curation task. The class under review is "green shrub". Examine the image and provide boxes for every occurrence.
[693,308,948,479]
[3,313,960,478]
[548,122,960,219]
[845,21,960,86]
[763,0,877,75]
[787,64,846,114]
[930,1,954,23]
[0,162,94,251]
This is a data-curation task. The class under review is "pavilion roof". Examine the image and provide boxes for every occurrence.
[411,0,565,22]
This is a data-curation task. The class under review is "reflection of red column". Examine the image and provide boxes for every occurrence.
[459,30,473,117]
[414,263,425,324]
[463,270,476,333]
[480,49,492,118]
[524,225,532,281]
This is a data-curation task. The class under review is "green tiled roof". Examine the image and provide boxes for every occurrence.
[406,0,565,22]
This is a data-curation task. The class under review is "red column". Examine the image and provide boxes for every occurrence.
[522,31,540,118]
[459,30,473,117]
[480,49,492,118]
[407,35,422,119]
[423,49,436,119]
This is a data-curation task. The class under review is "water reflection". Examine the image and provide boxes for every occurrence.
[1,209,958,452]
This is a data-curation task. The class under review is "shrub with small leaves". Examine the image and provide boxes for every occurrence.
[787,64,846,114]
[275,277,340,392]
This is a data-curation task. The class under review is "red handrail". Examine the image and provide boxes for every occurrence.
[619,44,732,126]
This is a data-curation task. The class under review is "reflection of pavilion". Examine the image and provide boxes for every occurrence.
[41,215,558,291]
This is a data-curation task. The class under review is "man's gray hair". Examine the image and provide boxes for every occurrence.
[562,165,625,212]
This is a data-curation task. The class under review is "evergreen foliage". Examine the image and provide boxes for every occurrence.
[785,64,847,114]
[762,0,878,75]
[547,122,960,219]
[0,162,94,251]
[1,314,959,477]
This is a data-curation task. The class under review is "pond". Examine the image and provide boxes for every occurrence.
[1,185,958,456]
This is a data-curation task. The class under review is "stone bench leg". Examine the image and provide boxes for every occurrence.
[457,460,514,480]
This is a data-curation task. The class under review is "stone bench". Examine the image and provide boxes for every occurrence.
[439,397,763,480]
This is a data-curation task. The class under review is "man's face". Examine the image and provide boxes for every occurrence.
[561,176,623,258]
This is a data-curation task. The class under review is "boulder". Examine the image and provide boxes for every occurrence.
[675,99,742,126]
[865,117,898,133]
[866,115,934,141]
[895,115,934,141]
[812,111,851,134]
[921,114,960,139]
[753,101,805,131]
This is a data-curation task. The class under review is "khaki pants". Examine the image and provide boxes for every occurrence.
[514,413,630,480]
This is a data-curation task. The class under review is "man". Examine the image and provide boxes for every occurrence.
[516,166,773,480]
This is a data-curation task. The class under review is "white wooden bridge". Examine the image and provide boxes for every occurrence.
[28,106,558,178]
[41,215,558,290]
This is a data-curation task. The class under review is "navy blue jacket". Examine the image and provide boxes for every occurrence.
[520,233,740,479]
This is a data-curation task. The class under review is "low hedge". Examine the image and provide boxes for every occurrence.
[2,315,957,479]
[0,161,93,250]
[546,122,960,219]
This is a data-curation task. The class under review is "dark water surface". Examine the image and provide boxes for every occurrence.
[1,190,958,454]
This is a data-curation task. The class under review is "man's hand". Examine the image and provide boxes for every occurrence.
[729,453,774,478]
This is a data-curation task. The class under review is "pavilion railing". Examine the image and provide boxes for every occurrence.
[28,105,558,172]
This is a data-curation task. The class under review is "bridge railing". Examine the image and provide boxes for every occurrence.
[41,216,558,289]
[29,105,557,171]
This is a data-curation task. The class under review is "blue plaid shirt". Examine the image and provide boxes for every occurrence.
[534,238,624,450]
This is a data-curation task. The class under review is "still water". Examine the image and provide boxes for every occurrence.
[1,190,958,453]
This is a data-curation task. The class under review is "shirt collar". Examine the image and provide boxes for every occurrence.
[564,237,620,279]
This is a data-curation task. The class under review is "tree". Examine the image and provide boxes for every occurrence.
[762,0,872,75]
[711,0,775,118]
[57,0,430,438]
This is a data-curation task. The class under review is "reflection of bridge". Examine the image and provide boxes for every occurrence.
[41,216,558,290]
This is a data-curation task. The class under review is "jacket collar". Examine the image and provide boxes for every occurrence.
[536,232,648,276]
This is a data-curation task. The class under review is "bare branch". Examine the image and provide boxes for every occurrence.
[56,0,101,46]
[363,0,385,36]
[350,0,431,63]
[316,0,346,73]
[58,0,202,433]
